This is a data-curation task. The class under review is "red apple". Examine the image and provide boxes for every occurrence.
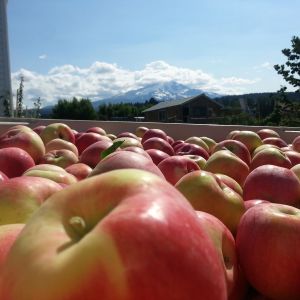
[244,199,270,211]
[263,137,287,148]
[65,163,93,180]
[146,149,170,165]
[45,138,79,157]
[76,132,110,155]
[256,128,280,140]
[0,171,8,183]
[0,169,227,300]
[143,137,174,156]
[31,125,46,135]
[232,131,263,154]
[292,135,300,152]
[40,123,75,145]
[215,174,243,196]
[185,136,210,153]
[176,143,209,160]
[243,165,300,207]
[85,127,106,136]
[236,203,300,299]
[0,147,35,178]
[157,155,200,185]
[141,128,168,144]
[182,154,207,169]
[121,146,152,160]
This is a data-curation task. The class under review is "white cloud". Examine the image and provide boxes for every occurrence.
[11,60,259,107]
[254,61,273,70]
[38,54,47,60]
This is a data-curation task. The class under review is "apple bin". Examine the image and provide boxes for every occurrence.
[0,120,300,299]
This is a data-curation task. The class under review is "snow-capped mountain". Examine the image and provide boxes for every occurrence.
[92,81,221,108]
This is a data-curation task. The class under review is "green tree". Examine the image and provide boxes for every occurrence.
[274,36,300,93]
[16,76,24,118]
[33,97,42,118]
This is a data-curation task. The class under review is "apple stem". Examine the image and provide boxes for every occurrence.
[69,216,86,238]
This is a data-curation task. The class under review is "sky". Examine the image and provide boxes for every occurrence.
[7,0,300,107]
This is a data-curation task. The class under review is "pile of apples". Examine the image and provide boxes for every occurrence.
[0,123,300,300]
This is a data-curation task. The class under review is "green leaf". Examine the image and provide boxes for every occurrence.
[101,140,124,159]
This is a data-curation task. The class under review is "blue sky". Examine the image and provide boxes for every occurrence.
[7,0,300,106]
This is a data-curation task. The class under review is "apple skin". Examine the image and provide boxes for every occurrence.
[175,170,245,234]
[121,146,152,160]
[171,140,185,149]
[135,126,148,138]
[23,164,78,186]
[32,125,46,135]
[200,136,217,154]
[65,163,93,181]
[204,150,249,187]
[256,129,280,140]
[232,131,263,154]
[0,176,63,225]
[85,127,106,136]
[176,143,209,160]
[282,150,300,167]
[141,128,168,144]
[184,136,210,153]
[244,199,270,211]
[0,171,8,183]
[252,144,280,158]
[113,137,143,149]
[0,169,227,300]
[89,151,165,179]
[145,149,170,165]
[0,127,45,163]
[45,138,79,157]
[196,211,240,300]
[262,137,287,148]
[250,147,292,171]
[183,154,207,169]
[40,123,75,145]
[215,174,243,196]
[106,133,117,140]
[243,165,300,207]
[40,149,79,169]
[157,155,200,185]
[79,140,113,168]
[75,133,111,155]
[292,135,300,152]
[236,203,300,299]
[117,132,139,140]
[212,140,251,166]
[143,137,175,156]
[0,147,35,178]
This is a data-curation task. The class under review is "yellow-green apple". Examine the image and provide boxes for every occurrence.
[292,135,300,152]
[0,176,62,225]
[176,143,209,160]
[113,137,142,149]
[40,149,79,169]
[121,146,152,160]
[212,140,251,166]
[232,131,263,154]
[252,144,280,157]
[0,147,35,178]
[291,164,300,181]
[85,127,106,136]
[183,154,207,169]
[175,170,245,234]
[250,147,292,170]
[79,140,113,168]
[256,128,280,140]
[106,133,117,140]
[0,171,8,182]
[65,163,92,181]
[141,128,168,144]
[204,150,249,187]
[117,132,139,140]
[0,169,227,300]
[184,137,210,153]
[236,203,300,299]
[145,149,170,165]
[23,164,77,186]
[243,165,300,207]
[143,137,174,156]
[75,132,111,155]
[244,199,270,211]
[32,125,46,135]
[0,128,45,163]
[45,138,79,157]
[215,174,243,196]
[196,211,241,300]
[157,155,200,185]
[196,137,215,154]
[135,125,148,138]
[89,151,165,179]
[262,137,287,148]
[226,130,240,139]
[40,123,75,145]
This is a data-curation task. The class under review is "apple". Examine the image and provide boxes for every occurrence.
[244,199,270,211]
[262,137,287,148]
[117,132,139,140]
[106,133,117,140]
[204,150,249,187]
[236,203,300,299]
[85,127,106,136]
[32,125,46,135]
[0,147,35,178]
[0,127,45,163]
[113,137,142,149]
[157,155,200,185]
[200,136,217,154]
[143,137,175,156]
[121,146,152,160]
[135,126,148,138]
[89,151,165,179]
[0,176,63,225]
[252,144,280,158]
[215,174,243,196]
[176,143,209,160]
[232,131,263,154]
[79,139,114,168]
[171,140,185,149]
[45,138,79,157]
[183,154,207,169]
[256,128,280,140]
[226,130,240,139]
[184,137,210,153]
[65,163,93,181]
[175,170,245,234]
[292,135,300,152]
[0,169,227,300]
[212,140,251,166]
[0,171,8,183]
[250,147,292,170]
[141,128,168,144]
[167,135,174,145]
[196,211,240,300]
[146,149,170,165]
[243,165,300,207]
[40,123,75,145]
[76,132,111,155]
[40,149,79,169]
[23,164,78,186]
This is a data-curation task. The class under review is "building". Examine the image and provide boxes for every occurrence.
[142,94,223,123]
[0,0,13,116]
